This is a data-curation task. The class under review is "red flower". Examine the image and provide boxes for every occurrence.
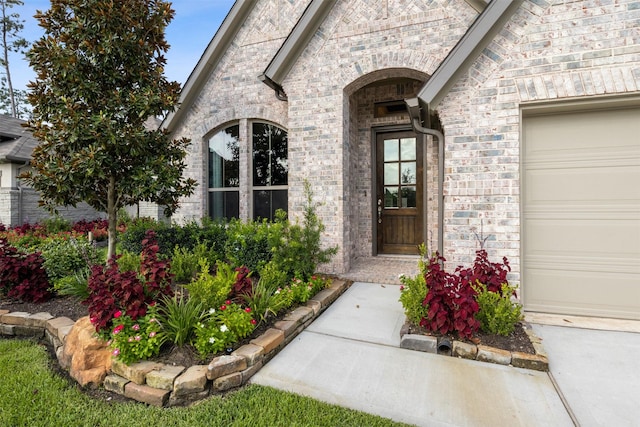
[225,300,231,305]
[250,319,257,325]
[220,305,227,311]
[244,307,251,313]
[113,324,124,334]
[113,310,122,319]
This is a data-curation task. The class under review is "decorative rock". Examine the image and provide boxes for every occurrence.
[0,309,9,316]
[328,279,348,293]
[0,324,15,335]
[241,360,263,383]
[46,317,76,343]
[173,365,208,396]
[124,382,170,407]
[1,312,29,325]
[452,341,478,359]
[273,320,298,338]
[111,359,162,385]
[512,351,549,371]
[25,312,54,328]
[400,334,437,353]
[207,355,246,380]
[283,306,314,325]
[250,328,284,354]
[103,374,130,394]
[310,288,337,308]
[168,389,211,407]
[14,325,44,338]
[63,316,112,387]
[399,322,410,337]
[146,364,185,390]
[212,371,242,392]
[305,299,322,315]
[232,344,264,367]
[477,345,512,366]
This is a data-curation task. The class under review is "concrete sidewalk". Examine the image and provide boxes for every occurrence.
[252,282,581,426]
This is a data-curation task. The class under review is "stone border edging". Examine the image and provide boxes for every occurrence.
[399,321,549,371]
[0,279,350,407]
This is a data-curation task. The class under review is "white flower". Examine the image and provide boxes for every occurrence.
[209,308,216,314]
[209,337,216,344]
[220,325,228,333]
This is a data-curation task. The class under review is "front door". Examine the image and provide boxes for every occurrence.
[376,130,424,255]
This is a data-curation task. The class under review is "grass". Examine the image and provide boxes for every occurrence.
[0,339,411,427]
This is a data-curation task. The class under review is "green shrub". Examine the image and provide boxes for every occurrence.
[398,244,429,325]
[116,250,142,273]
[53,270,90,300]
[157,293,205,346]
[225,218,272,273]
[42,216,71,234]
[196,217,228,261]
[473,282,523,336]
[170,244,207,283]
[40,237,101,283]
[242,279,290,325]
[269,181,338,281]
[185,259,236,310]
[193,302,256,358]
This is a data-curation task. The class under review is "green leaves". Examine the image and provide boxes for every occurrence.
[23,0,197,257]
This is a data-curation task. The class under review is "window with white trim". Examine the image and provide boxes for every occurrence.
[252,122,288,220]
[208,125,239,220]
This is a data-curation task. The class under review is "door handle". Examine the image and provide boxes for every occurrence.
[377,198,382,223]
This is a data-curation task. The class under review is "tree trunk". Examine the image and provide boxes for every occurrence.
[107,175,117,259]
[0,3,16,118]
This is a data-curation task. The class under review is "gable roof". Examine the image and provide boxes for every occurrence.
[164,0,521,132]
[0,115,38,163]
[163,0,259,132]
[259,0,337,100]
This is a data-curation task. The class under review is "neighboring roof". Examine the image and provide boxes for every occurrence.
[0,115,38,163]
[163,0,259,132]
[259,0,337,99]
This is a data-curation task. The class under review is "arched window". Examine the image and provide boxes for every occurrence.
[252,122,287,220]
[208,125,239,220]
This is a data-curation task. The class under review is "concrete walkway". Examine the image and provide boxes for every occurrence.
[252,282,581,426]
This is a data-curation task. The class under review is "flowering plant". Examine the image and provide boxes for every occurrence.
[194,302,256,358]
[108,303,165,365]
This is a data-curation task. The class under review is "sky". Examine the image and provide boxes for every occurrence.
[9,0,237,92]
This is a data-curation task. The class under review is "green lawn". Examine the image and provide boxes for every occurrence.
[0,339,411,427]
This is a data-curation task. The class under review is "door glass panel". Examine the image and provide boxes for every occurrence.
[400,186,416,208]
[401,162,416,184]
[384,139,399,162]
[384,187,398,208]
[400,138,416,161]
[384,163,399,185]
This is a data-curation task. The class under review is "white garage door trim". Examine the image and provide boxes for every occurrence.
[521,95,640,320]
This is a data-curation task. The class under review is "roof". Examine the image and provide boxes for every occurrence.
[0,115,38,163]
[164,0,521,132]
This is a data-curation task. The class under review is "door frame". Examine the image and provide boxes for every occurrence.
[371,125,427,255]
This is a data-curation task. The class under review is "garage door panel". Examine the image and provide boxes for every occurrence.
[524,268,640,320]
[525,166,640,203]
[523,109,640,154]
[525,218,640,259]
[523,104,640,320]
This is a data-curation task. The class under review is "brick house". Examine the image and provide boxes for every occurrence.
[164,0,639,320]
[0,115,103,226]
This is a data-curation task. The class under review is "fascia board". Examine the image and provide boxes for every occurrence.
[162,0,258,132]
[261,0,337,89]
[418,0,522,109]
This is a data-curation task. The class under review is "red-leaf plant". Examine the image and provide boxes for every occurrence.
[462,249,511,295]
[83,230,173,333]
[230,265,253,302]
[420,253,480,340]
[0,238,53,303]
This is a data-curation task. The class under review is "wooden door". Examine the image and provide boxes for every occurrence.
[376,131,423,255]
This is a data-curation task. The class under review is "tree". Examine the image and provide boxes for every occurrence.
[0,77,29,119]
[0,0,29,118]
[23,0,197,258]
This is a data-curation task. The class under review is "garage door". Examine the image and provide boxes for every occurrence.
[522,103,640,320]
